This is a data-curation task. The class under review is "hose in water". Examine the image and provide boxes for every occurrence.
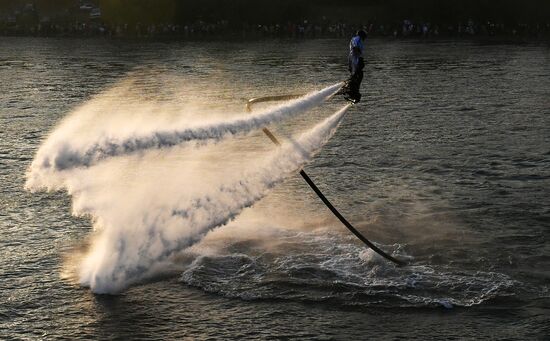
[247,93,406,266]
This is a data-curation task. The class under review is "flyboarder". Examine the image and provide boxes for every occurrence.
[343,29,367,103]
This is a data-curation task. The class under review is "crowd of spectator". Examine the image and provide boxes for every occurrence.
[2,18,549,40]
[1,3,549,40]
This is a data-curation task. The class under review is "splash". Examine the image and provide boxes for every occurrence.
[180,226,516,308]
[28,89,349,294]
[26,82,342,176]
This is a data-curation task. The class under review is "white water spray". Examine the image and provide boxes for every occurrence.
[26,79,350,293]
[26,83,342,177]
[83,105,349,293]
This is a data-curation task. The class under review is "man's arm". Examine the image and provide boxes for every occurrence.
[351,46,362,56]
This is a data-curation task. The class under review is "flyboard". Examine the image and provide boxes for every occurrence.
[246,86,407,266]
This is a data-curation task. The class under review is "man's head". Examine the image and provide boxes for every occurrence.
[356,30,367,41]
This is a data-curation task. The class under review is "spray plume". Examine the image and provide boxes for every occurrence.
[28,97,349,293]
[26,83,342,178]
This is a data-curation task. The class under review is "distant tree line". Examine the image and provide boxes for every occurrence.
[95,0,550,25]
[1,0,549,38]
[98,0,308,26]
[1,0,548,24]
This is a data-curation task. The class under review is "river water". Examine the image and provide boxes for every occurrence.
[1,37,549,339]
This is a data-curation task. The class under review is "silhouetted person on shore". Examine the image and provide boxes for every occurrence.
[343,30,367,103]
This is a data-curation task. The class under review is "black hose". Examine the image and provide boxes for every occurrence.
[298,169,406,266]
[247,95,407,266]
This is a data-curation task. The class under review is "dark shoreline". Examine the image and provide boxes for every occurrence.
[1,33,548,45]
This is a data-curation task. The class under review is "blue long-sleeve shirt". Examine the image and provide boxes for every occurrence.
[349,35,364,74]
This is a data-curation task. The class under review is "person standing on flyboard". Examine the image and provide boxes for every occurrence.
[343,30,367,103]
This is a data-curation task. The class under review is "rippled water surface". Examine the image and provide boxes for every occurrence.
[1,37,549,339]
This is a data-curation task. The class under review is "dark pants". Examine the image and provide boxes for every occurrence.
[345,57,364,102]
[347,70,363,101]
